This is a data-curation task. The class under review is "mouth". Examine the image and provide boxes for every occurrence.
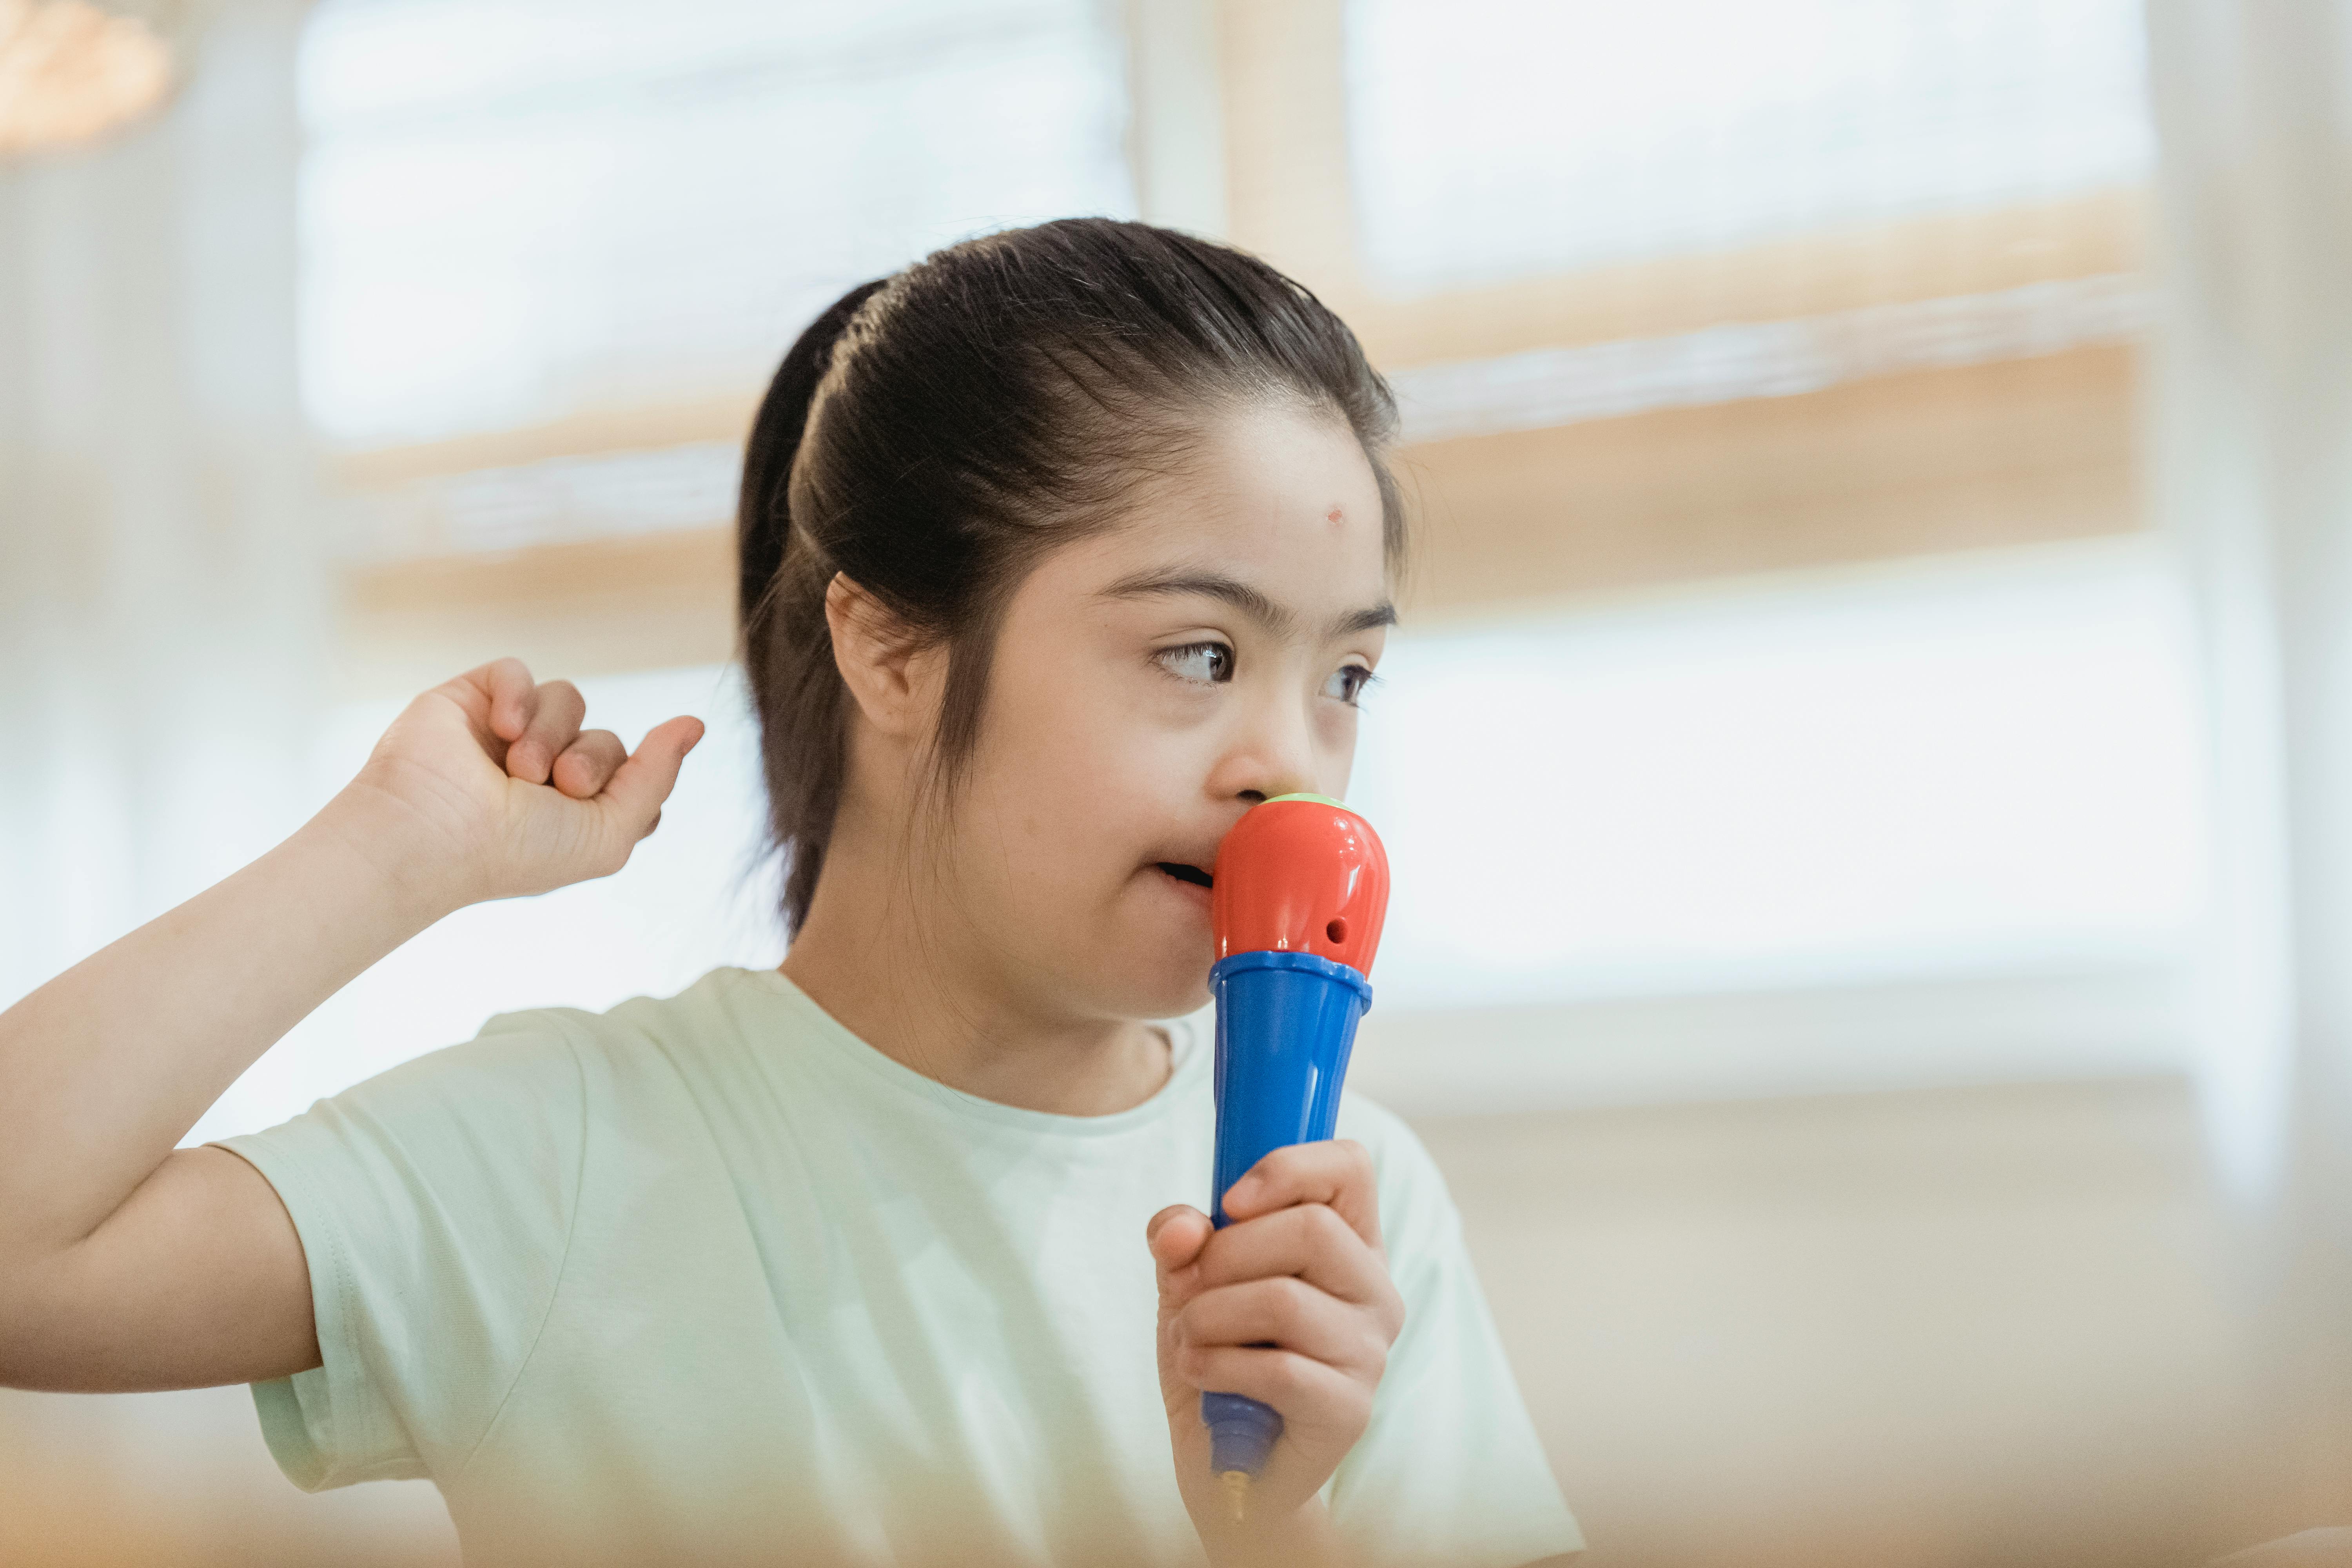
[1155,861,1214,891]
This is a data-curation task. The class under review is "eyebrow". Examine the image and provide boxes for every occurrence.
[1099,568,1397,641]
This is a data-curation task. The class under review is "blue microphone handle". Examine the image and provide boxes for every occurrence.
[1201,950,1373,1483]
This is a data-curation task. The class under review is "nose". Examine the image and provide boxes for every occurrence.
[1212,685,1320,806]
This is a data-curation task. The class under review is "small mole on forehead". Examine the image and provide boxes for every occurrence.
[1325,505,1344,524]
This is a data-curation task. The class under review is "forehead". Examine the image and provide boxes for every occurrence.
[1062,402,1391,607]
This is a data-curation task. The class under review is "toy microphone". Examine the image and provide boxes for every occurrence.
[1201,791,1390,1523]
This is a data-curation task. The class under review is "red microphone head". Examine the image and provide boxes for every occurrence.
[1210,794,1390,977]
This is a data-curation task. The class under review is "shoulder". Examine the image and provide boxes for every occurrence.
[1335,1093,1463,1268]
[405,965,773,1102]
[1335,1089,1430,1160]
[211,969,784,1316]
[1336,1091,1449,1192]
[260,1007,592,1167]
[218,1009,593,1238]
[248,966,776,1165]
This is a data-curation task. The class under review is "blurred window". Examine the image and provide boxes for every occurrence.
[298,0,1135,449]
[1346,0,2151,295]
[1348,539,2201,1010]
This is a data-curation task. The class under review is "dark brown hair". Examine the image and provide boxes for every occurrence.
[737,218,1404,935]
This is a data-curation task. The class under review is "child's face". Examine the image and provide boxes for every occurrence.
[945,399,1393,1023]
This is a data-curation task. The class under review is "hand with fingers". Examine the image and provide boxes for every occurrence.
[324,657,705,915]
[1147,1138,1405,1566]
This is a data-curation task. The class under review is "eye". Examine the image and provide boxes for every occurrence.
[1323,663,1378,705]
[1156,641,1234,685]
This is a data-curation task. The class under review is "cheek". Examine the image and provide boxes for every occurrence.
[1314,697,1360,749]
[955,653,1171,899]
[1314,704,1361,790]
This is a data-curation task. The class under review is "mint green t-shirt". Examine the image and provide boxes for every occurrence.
[216,966,1580,1568]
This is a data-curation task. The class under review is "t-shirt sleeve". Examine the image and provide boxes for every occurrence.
[210,1013,589,1492]
[1329,1099,1585,1566]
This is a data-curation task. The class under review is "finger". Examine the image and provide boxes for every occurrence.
[1178,1343,1374,1427]
[594,715,704,837]
[506,681,586,785]
[1194,1202,1398,1317]
[1221,1139,1382,1249]
[482,658,537,743]
[1178,1276,1390,1379]
[1143,1213,1204,1279]
[550,730,626,800]
[430,658,531,755]
[1148,1204,1210,1262]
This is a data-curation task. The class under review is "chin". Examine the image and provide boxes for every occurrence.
[1061,952,1209,1022]
[1034,880,1214,1020]
[1081,933,1214,1020]
[1138,966,1214,1020]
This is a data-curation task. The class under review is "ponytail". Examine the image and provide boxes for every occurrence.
[736,278,887,932]
[737,279,887,638]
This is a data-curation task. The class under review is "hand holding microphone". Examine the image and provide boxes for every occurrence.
[1147,794,1405,1545]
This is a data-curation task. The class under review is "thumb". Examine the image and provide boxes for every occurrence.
[598,715,704,836]
[1147,1204,1210,1291]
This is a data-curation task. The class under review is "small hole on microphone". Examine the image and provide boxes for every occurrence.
[1325,918,1347,944]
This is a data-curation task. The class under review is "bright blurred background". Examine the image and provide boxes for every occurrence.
[7,1,2352,1564]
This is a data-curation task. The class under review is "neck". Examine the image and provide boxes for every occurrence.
[777,801,1172,1118]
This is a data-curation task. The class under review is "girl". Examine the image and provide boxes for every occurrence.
[0,220,1581,1568]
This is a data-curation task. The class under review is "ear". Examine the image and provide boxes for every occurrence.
[826,573,938,739]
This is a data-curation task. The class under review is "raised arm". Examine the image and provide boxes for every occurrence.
[0,660,700,1392]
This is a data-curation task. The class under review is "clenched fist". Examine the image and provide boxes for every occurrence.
[324,658,704,915]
